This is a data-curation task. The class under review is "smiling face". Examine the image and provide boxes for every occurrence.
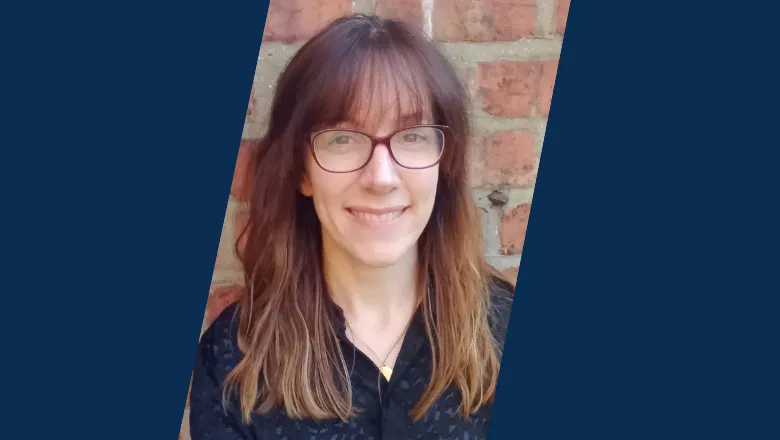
[300,81,440,269]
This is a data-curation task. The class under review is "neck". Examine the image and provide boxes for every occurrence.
[322,242,419,329]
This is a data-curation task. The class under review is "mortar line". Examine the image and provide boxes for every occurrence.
[423,0,434,38]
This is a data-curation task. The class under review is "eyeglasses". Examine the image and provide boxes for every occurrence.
[309,125,450,173]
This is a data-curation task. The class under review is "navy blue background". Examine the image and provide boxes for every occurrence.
[488,2,779,439]
[3,1,778,439]
[4,1,270,439]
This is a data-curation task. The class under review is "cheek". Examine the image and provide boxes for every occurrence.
[305,154,332,198]
[307,167,352,212]
[409,168,440,205]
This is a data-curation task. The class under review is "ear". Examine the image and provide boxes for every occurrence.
[300,171,313,197]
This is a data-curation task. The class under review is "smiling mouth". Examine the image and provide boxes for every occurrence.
[347,207,408,223]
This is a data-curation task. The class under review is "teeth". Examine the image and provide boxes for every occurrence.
[352,210,403,222]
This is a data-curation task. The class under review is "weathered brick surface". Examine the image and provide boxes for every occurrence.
[500,203,532,255]
[486,131,537,187]
[478,61,541,118]
[433,0,537,42]
[478,59,560,118]
[473,130,537,187]
[230,139,258,201]
[500,266,520,285]
[376,0,424,30]
[263,0,353,43]
[233,205,249,258]
[556,0,571,35]
[185,376,192,408]
[539,60,559,116]
[183,1,569,438]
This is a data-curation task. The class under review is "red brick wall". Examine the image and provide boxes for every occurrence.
[180,1,569,438]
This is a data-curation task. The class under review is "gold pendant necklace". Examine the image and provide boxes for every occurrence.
[345,320,406,381]
[379,365,394,381]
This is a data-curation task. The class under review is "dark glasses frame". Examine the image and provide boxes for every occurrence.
[308,124,452,173]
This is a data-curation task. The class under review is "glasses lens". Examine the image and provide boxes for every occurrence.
[390,127,445,168]
[312,130,372,172]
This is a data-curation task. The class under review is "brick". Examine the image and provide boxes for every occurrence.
[433,0,536,42]
[500,203,531,255]
[231,139,258,201]
[376,0,424,30]
[214,203,244,272]
[205,285,245,324]
[185,375,192,408]
[500,266,519,285]
[243,49,295,138]
[245,88,257,121]
[233,205,249,258]
[538,60,559,116]
[474,131,537,187]
[556,0,570,35]
[262,0,353,43]
[468,136,487,188]
[478,61,541,118]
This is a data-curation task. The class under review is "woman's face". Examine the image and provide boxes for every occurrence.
[301,96,439,269]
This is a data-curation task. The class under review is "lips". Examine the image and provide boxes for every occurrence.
[347,207,407,224]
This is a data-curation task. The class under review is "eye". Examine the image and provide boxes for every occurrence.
[331,135,353,145]
[402,132,426,143]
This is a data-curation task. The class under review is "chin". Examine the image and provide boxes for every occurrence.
[351,244,411,268]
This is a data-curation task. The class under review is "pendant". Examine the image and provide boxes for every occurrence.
[380,366,393,381]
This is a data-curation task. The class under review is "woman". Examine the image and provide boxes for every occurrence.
[190,13,515,440]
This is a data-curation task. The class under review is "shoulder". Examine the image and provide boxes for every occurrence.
[489,276,514,308]
[487,276,515,355]
[194,302,244,383]
[190,303,258,437]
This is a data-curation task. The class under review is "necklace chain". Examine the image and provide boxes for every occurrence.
[345,319,407,381]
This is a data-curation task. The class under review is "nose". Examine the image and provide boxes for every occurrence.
[360,143,400,193]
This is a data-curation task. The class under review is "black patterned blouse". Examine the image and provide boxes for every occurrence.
[190,278,514,440]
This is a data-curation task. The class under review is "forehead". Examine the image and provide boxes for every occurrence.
[346,81,432,134]
[309,48,434,134]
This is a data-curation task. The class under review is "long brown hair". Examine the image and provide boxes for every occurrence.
[228,14,508,423]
